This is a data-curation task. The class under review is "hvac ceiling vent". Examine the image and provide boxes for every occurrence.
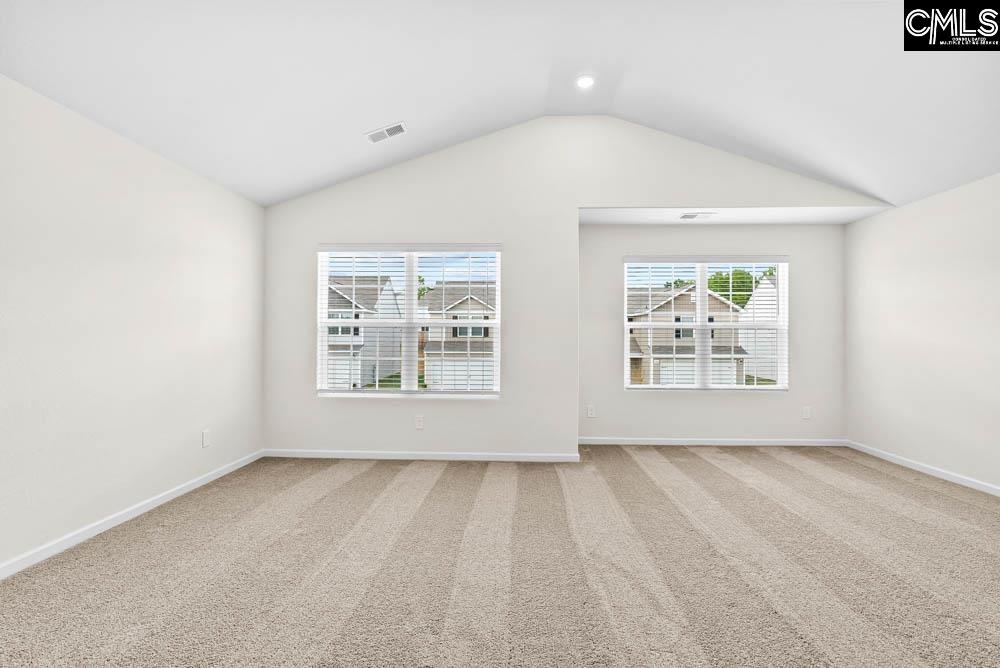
[680,211,717,220]
[367,123,406,144]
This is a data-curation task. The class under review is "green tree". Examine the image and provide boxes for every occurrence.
[417,275,430,299]
[707,269,756,307]
[663,268,775,308]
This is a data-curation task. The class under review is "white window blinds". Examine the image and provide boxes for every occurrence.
[624,259,788,389]
[317,248,501,395]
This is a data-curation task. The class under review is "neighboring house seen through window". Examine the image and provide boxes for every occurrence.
[625,259,788,389]
[317,247,500,394]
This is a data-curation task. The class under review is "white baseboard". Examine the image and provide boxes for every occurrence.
[845,440,1000,497]
[0,451,263,582]
[578,437,846,447]
[260,448,580,463]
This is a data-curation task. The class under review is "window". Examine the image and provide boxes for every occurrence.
[453,314,489,337]
[674,315,694,338]
[624,259,788,389]
[327,311,359,336]
[317,247,500,395]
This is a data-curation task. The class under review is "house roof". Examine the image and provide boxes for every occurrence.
[627,285,743,316]
[626,285,693,316]
[328,275,393,312]
[424,340,494,354]
[419,281,496,312]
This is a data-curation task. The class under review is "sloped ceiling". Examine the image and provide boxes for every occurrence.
[1,0,997,206]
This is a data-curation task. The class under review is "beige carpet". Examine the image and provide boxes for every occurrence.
[2,446,1000,666]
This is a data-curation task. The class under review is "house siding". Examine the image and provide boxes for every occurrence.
[629,293,745,385]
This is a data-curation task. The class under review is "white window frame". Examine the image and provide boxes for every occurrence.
[623,256,789,391]
[317,244,501,398]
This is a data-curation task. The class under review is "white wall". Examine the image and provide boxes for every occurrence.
[0,75,264,566]
[846,173,1000,488]
[265,116,876,458]
[580,224,845,443]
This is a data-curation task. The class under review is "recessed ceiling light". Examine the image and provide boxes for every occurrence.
[575,75,595,90]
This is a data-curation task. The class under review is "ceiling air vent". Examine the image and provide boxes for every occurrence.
[367,122,406,144]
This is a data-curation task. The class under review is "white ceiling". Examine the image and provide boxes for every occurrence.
[579,206,888,225]
[1,1,997,206]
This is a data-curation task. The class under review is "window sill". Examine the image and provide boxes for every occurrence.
[625,385,788,392]
[318,391,500,400]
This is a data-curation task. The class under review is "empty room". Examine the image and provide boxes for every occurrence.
[2,1,999,665]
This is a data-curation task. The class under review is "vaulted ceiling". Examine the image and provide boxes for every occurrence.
[1,0,997,206]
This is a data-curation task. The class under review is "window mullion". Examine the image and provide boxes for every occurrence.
[402,253,418,392]
[695,263,710,388]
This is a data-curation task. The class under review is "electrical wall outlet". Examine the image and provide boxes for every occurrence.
[585,404,597,418]
[414,415,424,430]
[801,406,812,420]
[201,429,211,448]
